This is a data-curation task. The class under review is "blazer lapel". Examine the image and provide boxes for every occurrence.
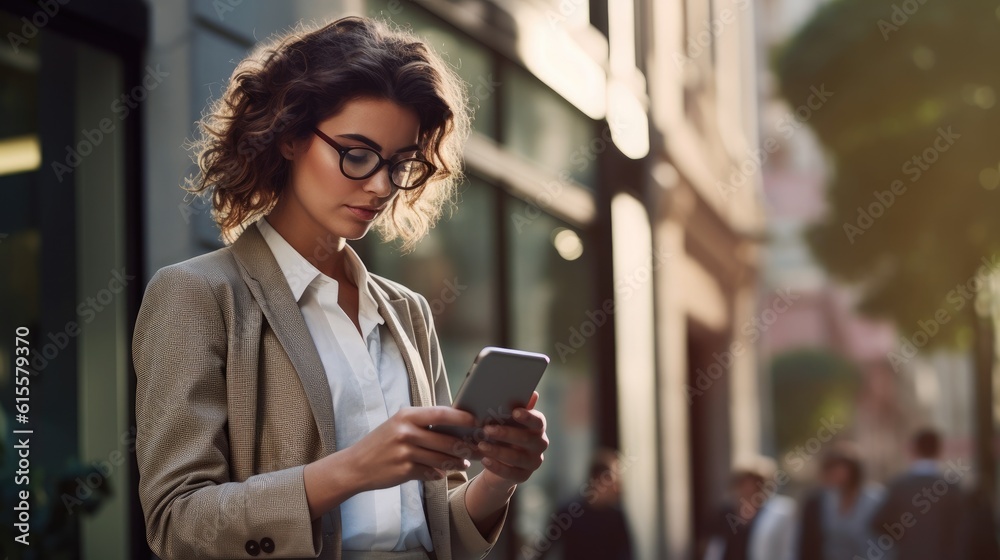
[369,285,432,408]
[230,224,337,456]
[369,282,451,557]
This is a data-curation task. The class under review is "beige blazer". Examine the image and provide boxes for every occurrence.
[132,223,504,560]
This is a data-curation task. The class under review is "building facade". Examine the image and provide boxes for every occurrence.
[0,0,764,558]
[644,0,766,556]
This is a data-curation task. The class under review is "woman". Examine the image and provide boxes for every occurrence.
[797,443,882,560]
[132,17,548,560]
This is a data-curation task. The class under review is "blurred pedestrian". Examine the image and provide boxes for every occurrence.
[869,428,962,560]
[958,485,1000,560]
[796,442,883,560]
[704,456,797,560]
[541,448,634,560]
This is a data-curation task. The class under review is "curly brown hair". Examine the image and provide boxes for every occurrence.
[184,16,470,249]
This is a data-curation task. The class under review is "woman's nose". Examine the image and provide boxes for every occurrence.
[364,166,394,198]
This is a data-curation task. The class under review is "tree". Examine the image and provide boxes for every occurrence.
[775,0,1000,493]
[770,349,861,456]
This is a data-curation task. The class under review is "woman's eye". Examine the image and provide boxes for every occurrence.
[345,150,375,165]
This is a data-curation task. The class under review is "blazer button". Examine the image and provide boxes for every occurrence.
[245,539,261,556]
[261,537,275,553]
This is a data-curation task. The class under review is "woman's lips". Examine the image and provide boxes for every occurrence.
[346,205,381,221]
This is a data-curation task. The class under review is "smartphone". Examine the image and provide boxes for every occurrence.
[429,346,549,440]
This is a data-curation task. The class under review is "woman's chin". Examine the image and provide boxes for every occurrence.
[337,223,375,242]
[312,214,372,242]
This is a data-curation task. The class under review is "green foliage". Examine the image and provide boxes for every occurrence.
[770,349,861,454]
[774,0,1000,349]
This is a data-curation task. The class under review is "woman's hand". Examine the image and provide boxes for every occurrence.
[464,391,548,536]
[342,406,478,492]
[304,406,476,519]
[476,391,548,488]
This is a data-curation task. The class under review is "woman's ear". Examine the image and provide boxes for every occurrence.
[280,135,305,160]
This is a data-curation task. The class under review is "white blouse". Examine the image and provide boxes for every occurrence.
[256,217,433,552]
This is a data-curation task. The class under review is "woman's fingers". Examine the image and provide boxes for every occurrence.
[511,407,546,432]
[477,439,543,471]
[526,391,539,410]
[349,407,485,492]
[403,405,476,429]
[413,425,481,459]
[482,423,549,453]
[404,445,472,473]
[480,455,531,483]
[388,405,550,482]
[391,407,486,464]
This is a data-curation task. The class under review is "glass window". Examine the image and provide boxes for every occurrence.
[363,177,499,393]
[0,10,40,334]
[506,196,597,550]
[368,1,497,139]
[501,61,597,189]
[0,11,131,558]
[73,40,130,558]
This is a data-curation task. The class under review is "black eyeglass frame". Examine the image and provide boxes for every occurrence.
[311,127,437,190]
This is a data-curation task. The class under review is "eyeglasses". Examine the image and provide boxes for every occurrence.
[312,128,436,190]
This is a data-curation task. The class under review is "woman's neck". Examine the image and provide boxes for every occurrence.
[264,203,349,282]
